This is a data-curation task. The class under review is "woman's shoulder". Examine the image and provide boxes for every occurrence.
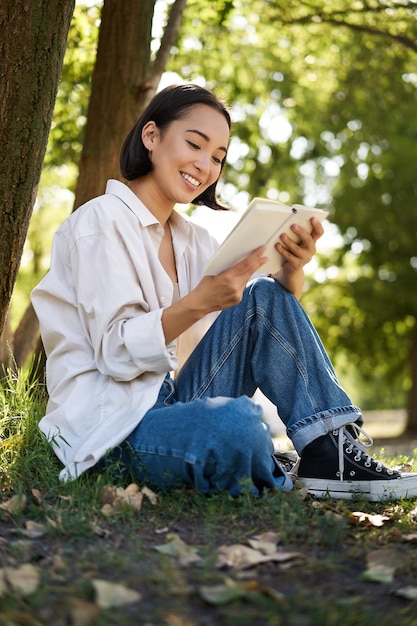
[59,184,139,238]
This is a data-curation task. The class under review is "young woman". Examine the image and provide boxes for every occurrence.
[31,83,417,500]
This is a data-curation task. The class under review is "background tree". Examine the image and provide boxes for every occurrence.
[0,0,75,345]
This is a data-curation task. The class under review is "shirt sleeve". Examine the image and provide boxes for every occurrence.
[70,230,177,381]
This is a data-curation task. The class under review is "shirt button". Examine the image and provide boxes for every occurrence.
[156,225,163,234]
[160,296,166,304]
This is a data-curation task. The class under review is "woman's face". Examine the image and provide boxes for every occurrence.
[142,104,230,206]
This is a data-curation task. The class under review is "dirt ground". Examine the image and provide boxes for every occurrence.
[1,409,417,625]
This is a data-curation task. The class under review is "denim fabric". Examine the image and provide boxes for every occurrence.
[125,277,362,496]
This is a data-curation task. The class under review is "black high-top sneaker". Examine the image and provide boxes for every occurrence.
[297,424,417,501]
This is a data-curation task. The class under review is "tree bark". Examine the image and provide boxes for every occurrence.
[72,0,156,210]
[13,302,40,368]
[0,0,75,337]
[0,310,14,375]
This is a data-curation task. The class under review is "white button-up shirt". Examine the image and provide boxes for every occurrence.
[31,180,218,480]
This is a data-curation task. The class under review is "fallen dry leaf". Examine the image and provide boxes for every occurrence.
[69,597,99,626]
[100,503,115,517]
[50,554,67,581]
[100,483,158,514]
[200,577,285,606]
[101,485,117,504]
[199,576,247,605]
[393,462,413,473]
[360,548,400,584]
[217,543,301,570]
[92,578,141,609]
[0,494,27,515]
[350,511,390,527]
[1,564,40,597]
[394,585,417,600]
[163,613,199,626]
[154,533,202,567]
[31,488,43,504]
[124,492,144,510]
[248,531,280,555]
[124,483,139,496]
[19,520,48,539]
[141,485,158,504]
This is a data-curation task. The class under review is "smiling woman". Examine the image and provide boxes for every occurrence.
[30,84,417,502]
[126,103,230,219]
[120,84,231,212]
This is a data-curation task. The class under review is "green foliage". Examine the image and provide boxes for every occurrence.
[10,168,75,330]
[43,1,101,178]
[167,0,417,409]
[0,364,53,493]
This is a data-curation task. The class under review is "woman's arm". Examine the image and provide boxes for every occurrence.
[162,245,268,344]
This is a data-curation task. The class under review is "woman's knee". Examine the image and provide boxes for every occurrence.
[247,275,289,301]
[204,396,271,453]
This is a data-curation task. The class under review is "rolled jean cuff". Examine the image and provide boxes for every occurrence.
[273,464,294,492]
[287,405,363,454]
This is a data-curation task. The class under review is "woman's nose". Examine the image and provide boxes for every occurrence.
[194,152,210,174]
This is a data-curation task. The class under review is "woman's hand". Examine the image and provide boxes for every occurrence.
[271,217,324,299]
[197,245,268,310]
[162,246,268,343]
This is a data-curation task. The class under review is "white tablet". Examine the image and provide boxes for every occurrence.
[203,197,328,276]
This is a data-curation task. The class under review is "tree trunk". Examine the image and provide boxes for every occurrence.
[0,310,14,375]
[0,0,75,337]
[73,0,187,210]
[73,0,156,210]
[13,302,40,368]
[406,322,417,433]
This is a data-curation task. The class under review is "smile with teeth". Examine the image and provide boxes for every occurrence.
[181,172,201,188]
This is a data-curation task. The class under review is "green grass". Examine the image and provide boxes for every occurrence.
[1,366,417,626]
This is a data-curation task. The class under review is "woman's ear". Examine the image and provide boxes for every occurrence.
[142,121,159,150]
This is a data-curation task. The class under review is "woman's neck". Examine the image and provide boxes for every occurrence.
[128,177,173,225]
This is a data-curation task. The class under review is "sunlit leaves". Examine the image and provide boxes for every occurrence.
[44,1,102,170]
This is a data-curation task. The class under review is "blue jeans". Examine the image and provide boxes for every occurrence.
[123,278,362,496]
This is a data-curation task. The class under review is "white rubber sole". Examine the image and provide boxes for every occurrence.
[299,472,417,501]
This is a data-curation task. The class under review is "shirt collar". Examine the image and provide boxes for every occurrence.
[105,179,158,227]
[105,179,191,236]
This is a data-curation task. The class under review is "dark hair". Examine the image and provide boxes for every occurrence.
[119,84,231,210]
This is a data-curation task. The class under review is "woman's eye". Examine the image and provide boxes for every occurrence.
[187,141,200,150]
[212,156,222,165]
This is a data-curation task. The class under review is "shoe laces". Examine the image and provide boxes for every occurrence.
[336,423,383,481]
